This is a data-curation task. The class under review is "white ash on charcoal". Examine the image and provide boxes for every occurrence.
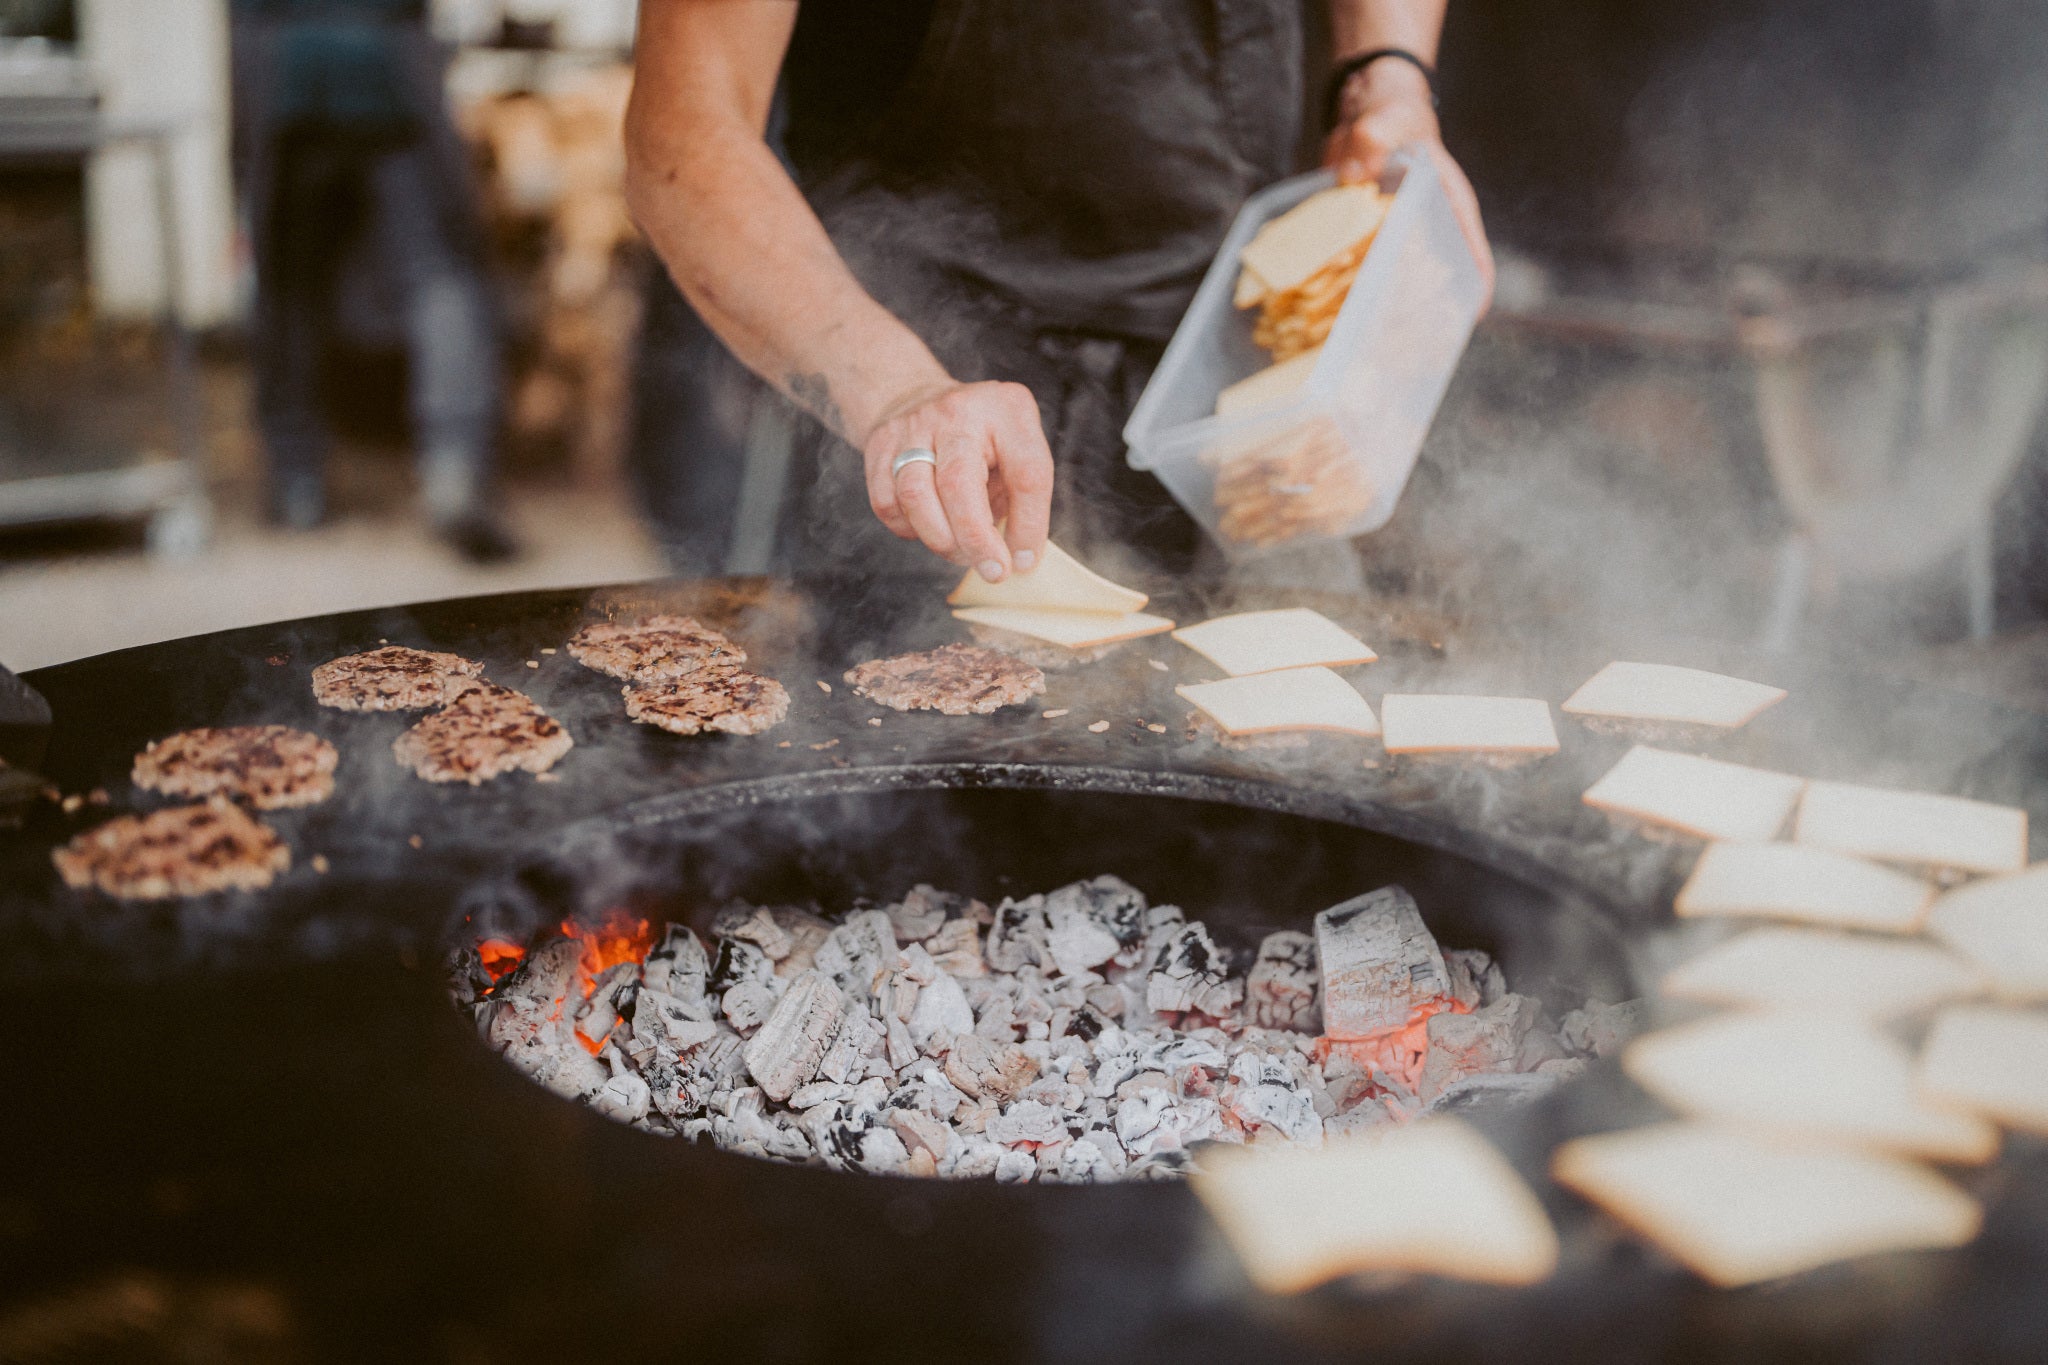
[454,876,1639,1181]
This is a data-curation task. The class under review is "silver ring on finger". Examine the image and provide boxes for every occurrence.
[891,447,938,479]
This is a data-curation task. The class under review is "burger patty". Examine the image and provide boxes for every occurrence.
[131,725,338,809]
[392,682,573,784]
[963,622,1127,671]
[623,664,790,736]
[566,615,745,682]
[312,646,486,711]
[52,796,290,899]
[844,644,1046,716]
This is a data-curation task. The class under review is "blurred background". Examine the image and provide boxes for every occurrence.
[1,0,2045,703]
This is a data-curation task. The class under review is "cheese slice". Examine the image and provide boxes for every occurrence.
[1925,863,2048,1001]
[1661,926,1985,1017]
[1552,1122,1981,1289]
[1380,695,1559,755]
[1233,260,1271,309]
[951,606,1174,650]
[1216,347,1323,418]
[1917,1005,2048,1136]
[1238,184,1391,297]
[1582,746,1806,843]
[1171,608,1376,676]
[1562,661,1786,728]
[1673,841,1935,933]
[1196,1119,1559,1292]
[947,540,1148,615]
[1177,666,1379,737]
[1621,1009,1999,1164]
[1796,780,2028,875]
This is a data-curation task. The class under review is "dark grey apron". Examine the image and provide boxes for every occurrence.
[774,0,1305,581]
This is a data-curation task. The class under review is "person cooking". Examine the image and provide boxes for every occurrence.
[624,0,1491,585]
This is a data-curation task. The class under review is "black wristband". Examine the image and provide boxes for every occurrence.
[1323,47,1439,129]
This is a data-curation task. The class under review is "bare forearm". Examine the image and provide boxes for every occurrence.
[1330,0,1447,63]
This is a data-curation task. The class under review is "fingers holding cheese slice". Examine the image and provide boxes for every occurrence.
[947,539,1148,615]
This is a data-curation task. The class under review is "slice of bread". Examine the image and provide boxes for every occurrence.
[1195,1118,1559,1292]
[1380,695,1559,755]
[1925,864,2048,1001]
[1172,608,1377,676]
[1661,926,1984,1017]
[1582,746,1806,843]
[1552,1121,1980,1288]
[947,540,1147,615]
[950,606,1175,650]
[1674,841,1935,933]
[1176,666,1380,737]
[1562,661,1786,728]
[1796,780,2028,875]
[1917,1005,2048,1136]
[1621,1009,1998,1164]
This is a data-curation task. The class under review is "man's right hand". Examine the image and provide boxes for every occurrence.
[859,380,1056,585]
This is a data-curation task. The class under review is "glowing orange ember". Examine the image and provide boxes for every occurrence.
[559,909,656,992]
[476,939,527,982]
[1315,995,1469,1099]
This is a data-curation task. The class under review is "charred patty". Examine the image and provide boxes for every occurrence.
[623,664,790,736]
[312,646,486,712]
[52,796,290,899]
[844,644,1046,716]
[392,682,573,784]
[131,725,338,809]
[566,615,745,683]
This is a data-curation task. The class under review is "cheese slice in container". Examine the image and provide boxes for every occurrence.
[1917,1005,2048,1136]
[1177,666,1379,737]
[1621,1009,1999,1164]
[1236,183,1391,298]
[1562,661,1786,728]
[1171,608,1376,676]
[1380,695,1559,755]
[950,606,1174,650]
[1552,1121,1982,1289]
[946,540,1147,615]
[1795,780,2028,875]
[1674,841,1935,933]
[1582,746,1806,843]
[1215,347,1322,418]
[1925,863,2048,1001]
[1661,926,1985,1018]
[1195,1119,1559,1292]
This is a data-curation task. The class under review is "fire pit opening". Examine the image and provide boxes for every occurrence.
[448,774,1639,1182]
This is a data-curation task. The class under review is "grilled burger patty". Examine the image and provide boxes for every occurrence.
[623,664,790,736]
[312,645,486,712]
[567,615,745,682]
[131,725,338,809]
[392,682,573,784]
[845,644,1046,715]
[52,796,290,899]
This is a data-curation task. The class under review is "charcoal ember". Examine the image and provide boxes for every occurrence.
[711,903,793,960]
[954,1095,999,1134]
[641,925,709,1005]
[1424,1070,1560,1116]
[1048,874,1149,948]
[1128,1149,1195,1180]
[1246,929,1321,1032]
[1115,1069,1171,1102]
[1559,998,1649,1058]
[1114,1088,1176,1154]
[531,1045,610,1101]
[576,962,640,1045]
[1417,993,1545,1103]
[888,1107,953,1160]
[994,1148,1037,1183]
[634,989,720,1052]
[495,938,582,1012]
[1323,1099,1394,1137]
[940,1133,1005,1179]
[1224,1077,1324,1145]
[593,1071,651,1123]
[926,916,987,976]
[1045,900,1122,976]
[908,968,975,1048]
[987,895,1049,972]
[1516,1023,1571,1072]
[769,908,833,976]
[1140,903,1187,958]
[1050,1132,1125,1183]
[447,946,494,1006]
[742,969,846,1101]
[816,999,883,1085]
[815,909,897,1002]
[888,1066,968,1122]
[890,883,977,942]
[943,1033,1038,1101]
[1020,1075,1085,1111]
[886,1016,919,1070]
[1315,886,1451,1040]
[973,995,1017,1041]
[721,979,778,1032]
[1083,983,1125,1020]
[708,936,773,996]
[819,1120,911,1174]
[711,1088,812,1161]
[1146,923,1244,1018]
[1445,947,1506,1011]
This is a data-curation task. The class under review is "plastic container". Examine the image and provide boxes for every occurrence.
[1123,150,1486,558]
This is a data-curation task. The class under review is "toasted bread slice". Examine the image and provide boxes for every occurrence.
[1171,608,1376,676]
[947,540,1147,615]
[1552,1121,1981,1288]
[1662,926,1984,1017]
[1796,780,2027,875]
[1582,746,1806,843]
[1674,841,1935,933]
[1177,666,1379,737]
[1925,864,2048,1001]
[1238,183,1391,297]
[1917,1005,2048,1136]
[1196,1119,1559,1292]
[1562,661,1786,728]
[1380,694,1559,755]
[1622,1009,1998,1164]
[951,606,1174,650]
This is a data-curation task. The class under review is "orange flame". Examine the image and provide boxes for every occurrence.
[1315,995,1470,1099]
[476,939,527,983]
[558,909,656,995]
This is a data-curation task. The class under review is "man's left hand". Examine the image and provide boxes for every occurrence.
[1323,57,1494,310]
